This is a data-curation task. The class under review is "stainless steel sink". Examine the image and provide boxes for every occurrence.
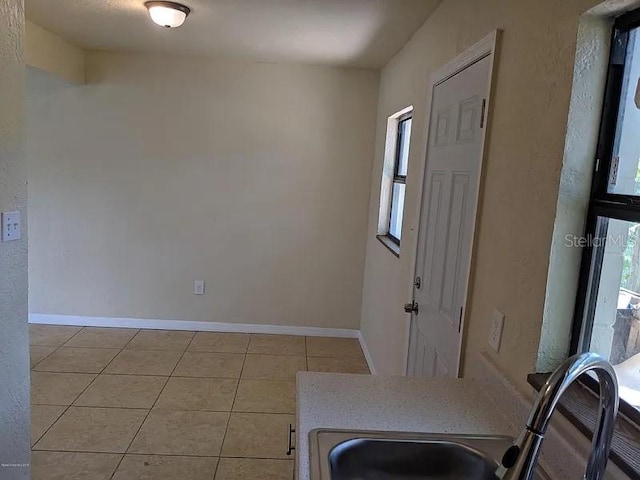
[309,429,513,480]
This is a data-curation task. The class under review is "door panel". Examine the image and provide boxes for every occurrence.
[456,96,481,144]
[408,54,492,378]
[423,171,445,301]
[434,107,452,147]
[441,172,470,322]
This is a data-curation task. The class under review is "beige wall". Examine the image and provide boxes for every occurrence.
[26,20,85,84]
[27,52,379,329]
[360,0,600,389]
[0,0,30,477]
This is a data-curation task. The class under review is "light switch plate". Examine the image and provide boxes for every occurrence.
[2,211,21,242]
[488,309,505,352]
[194,280,205,295]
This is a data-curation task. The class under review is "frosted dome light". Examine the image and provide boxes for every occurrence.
[145,1,191,28]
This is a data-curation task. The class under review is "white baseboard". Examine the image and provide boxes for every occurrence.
[358,331,377,375]
[29,313,360,339]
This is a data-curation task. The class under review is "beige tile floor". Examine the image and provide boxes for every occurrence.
[29,325,369,479]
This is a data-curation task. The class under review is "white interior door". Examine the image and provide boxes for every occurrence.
[407,54,492,378]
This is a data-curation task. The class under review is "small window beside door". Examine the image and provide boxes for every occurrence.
[377,108,413,256]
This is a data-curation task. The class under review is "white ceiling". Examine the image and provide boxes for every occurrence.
[25,0,440,69]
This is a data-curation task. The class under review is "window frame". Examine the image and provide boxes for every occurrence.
[570,8,640,418]
[386,112,412,245]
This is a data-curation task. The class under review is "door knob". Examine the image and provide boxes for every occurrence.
[404,302,419,314]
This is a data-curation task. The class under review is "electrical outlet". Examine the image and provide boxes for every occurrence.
[194,280,205,295]
[2,211,21,242]
[488,309,505,352]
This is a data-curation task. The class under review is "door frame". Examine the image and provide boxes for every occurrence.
[403,30,502,376]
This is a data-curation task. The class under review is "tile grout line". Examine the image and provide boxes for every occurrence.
[29,406,66,450]
[31,403,293,414]
[215,335,252,466]
[32,371,251,379]
[29,327,82,450]
[72,328,142,397]
[32,328,172,478]
[29,325,87,370]
[205,330,250,479]
[92,348,310,356]
[206,333,247,478]
[29,343,63,371]
[33,327,141,375]
[108,331,197,479]
[31,330,133,450]
[32,448,293,460]
[32,329,210,477]
[245,335,298,463]
[31,327,137,448]
[30,328,356,473]
[34,356,364,377]
[119,328,143,351]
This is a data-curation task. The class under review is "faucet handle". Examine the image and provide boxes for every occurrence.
[498,429,544,480]
[501,445,520,468]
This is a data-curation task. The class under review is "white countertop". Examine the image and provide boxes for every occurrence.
[296,372,517,480]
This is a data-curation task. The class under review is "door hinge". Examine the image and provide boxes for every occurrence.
[480,99,487,129]
[286,424,296,456]
[458,307,463,333]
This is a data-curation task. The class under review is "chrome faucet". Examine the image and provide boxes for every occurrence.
[500,353,619,480]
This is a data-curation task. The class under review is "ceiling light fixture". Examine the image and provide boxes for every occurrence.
[145,1,191,28]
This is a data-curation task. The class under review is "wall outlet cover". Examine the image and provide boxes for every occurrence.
[2,211,21,242]
[194,280,205,295]
[488,309,505,352]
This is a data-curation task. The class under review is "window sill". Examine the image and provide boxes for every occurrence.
[376,235,400,257]
[527,373,640,478]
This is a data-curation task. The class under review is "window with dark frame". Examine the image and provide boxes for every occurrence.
[572,8,640,415]
[387,113,412,245]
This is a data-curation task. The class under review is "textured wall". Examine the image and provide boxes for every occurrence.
[27,53,379,329]
[26,20,85,84]
[360,0,600,389]
[538,14,611,371]
[0,0,30,478]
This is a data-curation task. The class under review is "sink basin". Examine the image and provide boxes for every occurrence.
[309,429,513,480]
[330,438,501,480]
